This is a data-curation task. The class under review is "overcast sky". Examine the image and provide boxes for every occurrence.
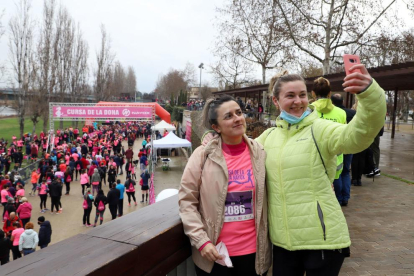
[0,1,412,93]
[0,0,230,92]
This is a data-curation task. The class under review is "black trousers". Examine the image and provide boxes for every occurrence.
[51,196,60,212]
[351,150,366,180]
[126,192,136,203]
[12,246,21,260]
[117,199,124,216]
[109,204,117,220]
[83,207,92,225]
[195,253,264,276]
[272,246,344,276]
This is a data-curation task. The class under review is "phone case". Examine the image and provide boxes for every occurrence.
[343,54,361,75]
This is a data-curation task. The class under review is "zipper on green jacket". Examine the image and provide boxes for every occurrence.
[279,129,291,247]
[317,201,326,241]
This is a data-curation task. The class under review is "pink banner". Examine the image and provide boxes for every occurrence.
[149,173,156,205]
[185,121,192,142]
[52,106,152,118]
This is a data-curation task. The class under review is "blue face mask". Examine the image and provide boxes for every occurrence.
[278,103,312,125]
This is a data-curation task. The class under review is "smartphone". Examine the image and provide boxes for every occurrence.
[343,54,362,75]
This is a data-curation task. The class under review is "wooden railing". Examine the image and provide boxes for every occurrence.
[2,195,194,276]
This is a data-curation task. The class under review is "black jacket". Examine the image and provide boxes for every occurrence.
[38,221,52,246]
[0,238,12,258]
[107,168,117,182]
[107,188,120,206]
[81,145,88,155]
[337,104,356,124]
[49,181,62,197]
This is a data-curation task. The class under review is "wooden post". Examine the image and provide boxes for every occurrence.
[391,88,398,139]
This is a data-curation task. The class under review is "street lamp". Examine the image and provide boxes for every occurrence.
[198,63,204,99]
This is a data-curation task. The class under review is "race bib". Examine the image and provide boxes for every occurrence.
[224,190,254,222]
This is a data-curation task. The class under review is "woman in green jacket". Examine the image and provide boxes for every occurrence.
[256,64,386,275]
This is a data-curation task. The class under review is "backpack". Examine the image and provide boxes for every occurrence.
[129,183,134,191]
[98,200,105,211]
[66,174,72,182]
[76,164,81,170]
[83,199,88,209]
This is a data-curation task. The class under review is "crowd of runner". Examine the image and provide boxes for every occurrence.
[0,121,157,264]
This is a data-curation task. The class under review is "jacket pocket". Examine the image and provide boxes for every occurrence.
[317,201,326,241]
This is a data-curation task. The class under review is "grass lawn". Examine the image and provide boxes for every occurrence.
[0,117,78,142]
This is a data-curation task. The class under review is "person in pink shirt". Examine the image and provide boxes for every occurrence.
[15,184,25,201]
[72,152,79,161]
[179,96,271,275]
[1,184,10,219]
[80,169,90,196]
[38,180,49,213]
[10,221,24,260]
[16,197,32,228]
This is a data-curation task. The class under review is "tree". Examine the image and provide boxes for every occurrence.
[210,49,255,90]
[55,6,75,129]
[9,0,35,138]
[0,11,5,82]
[124,66,137,96]
[354,29,414,122]
[155,69,189,102]
[199,83,213,101]
[94,24,115,102]
[275,0,412,74]
[35,0,58,133]
[215,0,289,84]
[69,26,89,127]
[112,61,125,97]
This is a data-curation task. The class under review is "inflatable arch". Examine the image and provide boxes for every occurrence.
[97,102,171,123]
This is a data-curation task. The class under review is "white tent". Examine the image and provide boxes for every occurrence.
[151,120,176,134]
[152,131,191,149]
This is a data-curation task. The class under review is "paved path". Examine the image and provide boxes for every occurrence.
[340,130,414,276]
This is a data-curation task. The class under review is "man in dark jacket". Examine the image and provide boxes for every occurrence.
[49,179,62,214]
[0,229,12,265]
[81,144,88,156]
[113,155,122,175]
[332,94,356,204]
[38,216,52,248]
[13,150,23,169]
[107,183,120,220]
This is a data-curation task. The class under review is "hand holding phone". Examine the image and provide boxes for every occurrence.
[343,54,372,93]
[343,54,362,75]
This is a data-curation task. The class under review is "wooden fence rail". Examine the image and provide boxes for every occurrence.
[2,195,193,276]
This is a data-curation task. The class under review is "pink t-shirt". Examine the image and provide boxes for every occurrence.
[16,189,25,197]
[1,189,9,203]
[72,153,79,161]
[39,184,48,195]
[11,228,25,246]
[216,141,256,257]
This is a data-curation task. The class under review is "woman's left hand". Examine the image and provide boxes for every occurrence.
[343,64,372,94]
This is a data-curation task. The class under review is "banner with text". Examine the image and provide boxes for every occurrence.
[52,106,152,118]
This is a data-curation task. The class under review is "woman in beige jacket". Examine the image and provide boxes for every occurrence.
[179,96,271,275]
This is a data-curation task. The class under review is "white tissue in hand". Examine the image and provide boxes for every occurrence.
[215,242,233,267]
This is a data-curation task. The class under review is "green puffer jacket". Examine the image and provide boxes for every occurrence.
[256,80,386,251]
[311,98,347,179]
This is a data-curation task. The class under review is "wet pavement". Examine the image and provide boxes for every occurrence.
[340,129,414,276]
[380,130,414,182]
